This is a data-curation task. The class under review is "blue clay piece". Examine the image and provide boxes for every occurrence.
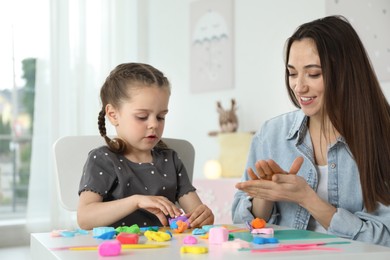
[60,231,75,237]
[252,237,267,244]
[192,228,206,235]
[95,231,116,240]
[265,237,279,244]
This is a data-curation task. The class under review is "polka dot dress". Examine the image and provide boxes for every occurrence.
[79,146,195,227]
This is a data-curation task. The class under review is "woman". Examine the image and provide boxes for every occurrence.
[232,15,390,246]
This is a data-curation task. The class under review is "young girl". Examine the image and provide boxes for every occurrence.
[77,63,214,230]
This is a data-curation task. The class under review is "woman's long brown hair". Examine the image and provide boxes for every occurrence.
[284,15,390,212]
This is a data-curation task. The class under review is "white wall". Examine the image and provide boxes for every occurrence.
[136,0,390,180]
[144,0,325,179]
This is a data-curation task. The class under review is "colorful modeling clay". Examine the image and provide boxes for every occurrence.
[251,228,274,235]
[96,231,116,240]
[50,230,67,237]
[192,228,207,235]
[201,225,214,232]
[173,220,188,233]
[222,238,251,249]
[139,226,159,232]
[144,230,171,242]
[183,235,198,245]
[98,240,122,256]
[165,230,172,237]
[251,218,266,229]
[76,229,89,235]
[252,237,279,244]
[51,244,168,251]
[93,227,116,237]
[209,227,229,244]
[199,233,209,239]
[169,215,190,227]
[115,224,140,234]
[116,233,139,244]
[180,246,208,254]
[51,229,89,237]
[60,231,76,237]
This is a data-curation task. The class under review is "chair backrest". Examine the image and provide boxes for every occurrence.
[53,135,195,211]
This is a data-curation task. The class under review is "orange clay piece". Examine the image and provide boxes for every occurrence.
[199,233,209,239]
[173,220,188,233]
[251,218,266,229]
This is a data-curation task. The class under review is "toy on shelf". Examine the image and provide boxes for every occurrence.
[209,99,238,136]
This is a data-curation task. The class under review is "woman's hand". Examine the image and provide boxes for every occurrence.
[185,204,214,228]
[135,195,182,226]
[247,157,304,180]
[236,157,307,204]
[248,171,313,205]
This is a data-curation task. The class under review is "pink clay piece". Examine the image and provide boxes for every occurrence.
[183,235,198,245]
[208,227,229,244]
[98,240,122,257]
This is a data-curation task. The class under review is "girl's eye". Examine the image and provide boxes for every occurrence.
[309,74,321,78]
[157,116,165,121]
[136,116,148,121]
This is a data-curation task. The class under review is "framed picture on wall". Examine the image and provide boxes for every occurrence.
[189,0,234,93]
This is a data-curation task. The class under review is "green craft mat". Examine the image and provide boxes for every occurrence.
[232,229,336,242]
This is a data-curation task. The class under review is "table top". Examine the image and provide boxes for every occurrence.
[30,224,390,260]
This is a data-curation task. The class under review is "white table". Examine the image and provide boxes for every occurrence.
[30,225,390,260]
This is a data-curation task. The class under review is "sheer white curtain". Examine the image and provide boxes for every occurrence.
[26,0,141,232]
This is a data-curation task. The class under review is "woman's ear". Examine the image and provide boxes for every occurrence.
[105,104,119,126]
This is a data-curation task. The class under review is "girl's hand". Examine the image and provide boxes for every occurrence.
[135,195,182,226]
[185,204,214,228]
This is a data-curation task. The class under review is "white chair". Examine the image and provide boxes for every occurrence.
[53,135,195,212]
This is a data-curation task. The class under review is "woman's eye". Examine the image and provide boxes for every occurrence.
[309,74,321,78]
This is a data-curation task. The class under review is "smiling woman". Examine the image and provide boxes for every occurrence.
[232,15,390,247]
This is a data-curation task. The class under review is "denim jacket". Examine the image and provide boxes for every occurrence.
[232,110,390,247]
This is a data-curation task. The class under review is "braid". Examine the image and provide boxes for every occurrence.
[98,110,107,137]
[97,109,127,153]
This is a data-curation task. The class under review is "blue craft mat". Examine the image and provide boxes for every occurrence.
[231,229,336,242]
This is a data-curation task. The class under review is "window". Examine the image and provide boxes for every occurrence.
[0,59,35,220]
[0,1,38,222]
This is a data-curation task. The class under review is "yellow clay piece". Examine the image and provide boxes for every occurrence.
[144,230,171,242]
[180,246,208,254]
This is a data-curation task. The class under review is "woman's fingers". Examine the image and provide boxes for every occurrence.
[247,167,259,180]
[289,157,304,175]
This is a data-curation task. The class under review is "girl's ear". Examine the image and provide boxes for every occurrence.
[105,104,119,126]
